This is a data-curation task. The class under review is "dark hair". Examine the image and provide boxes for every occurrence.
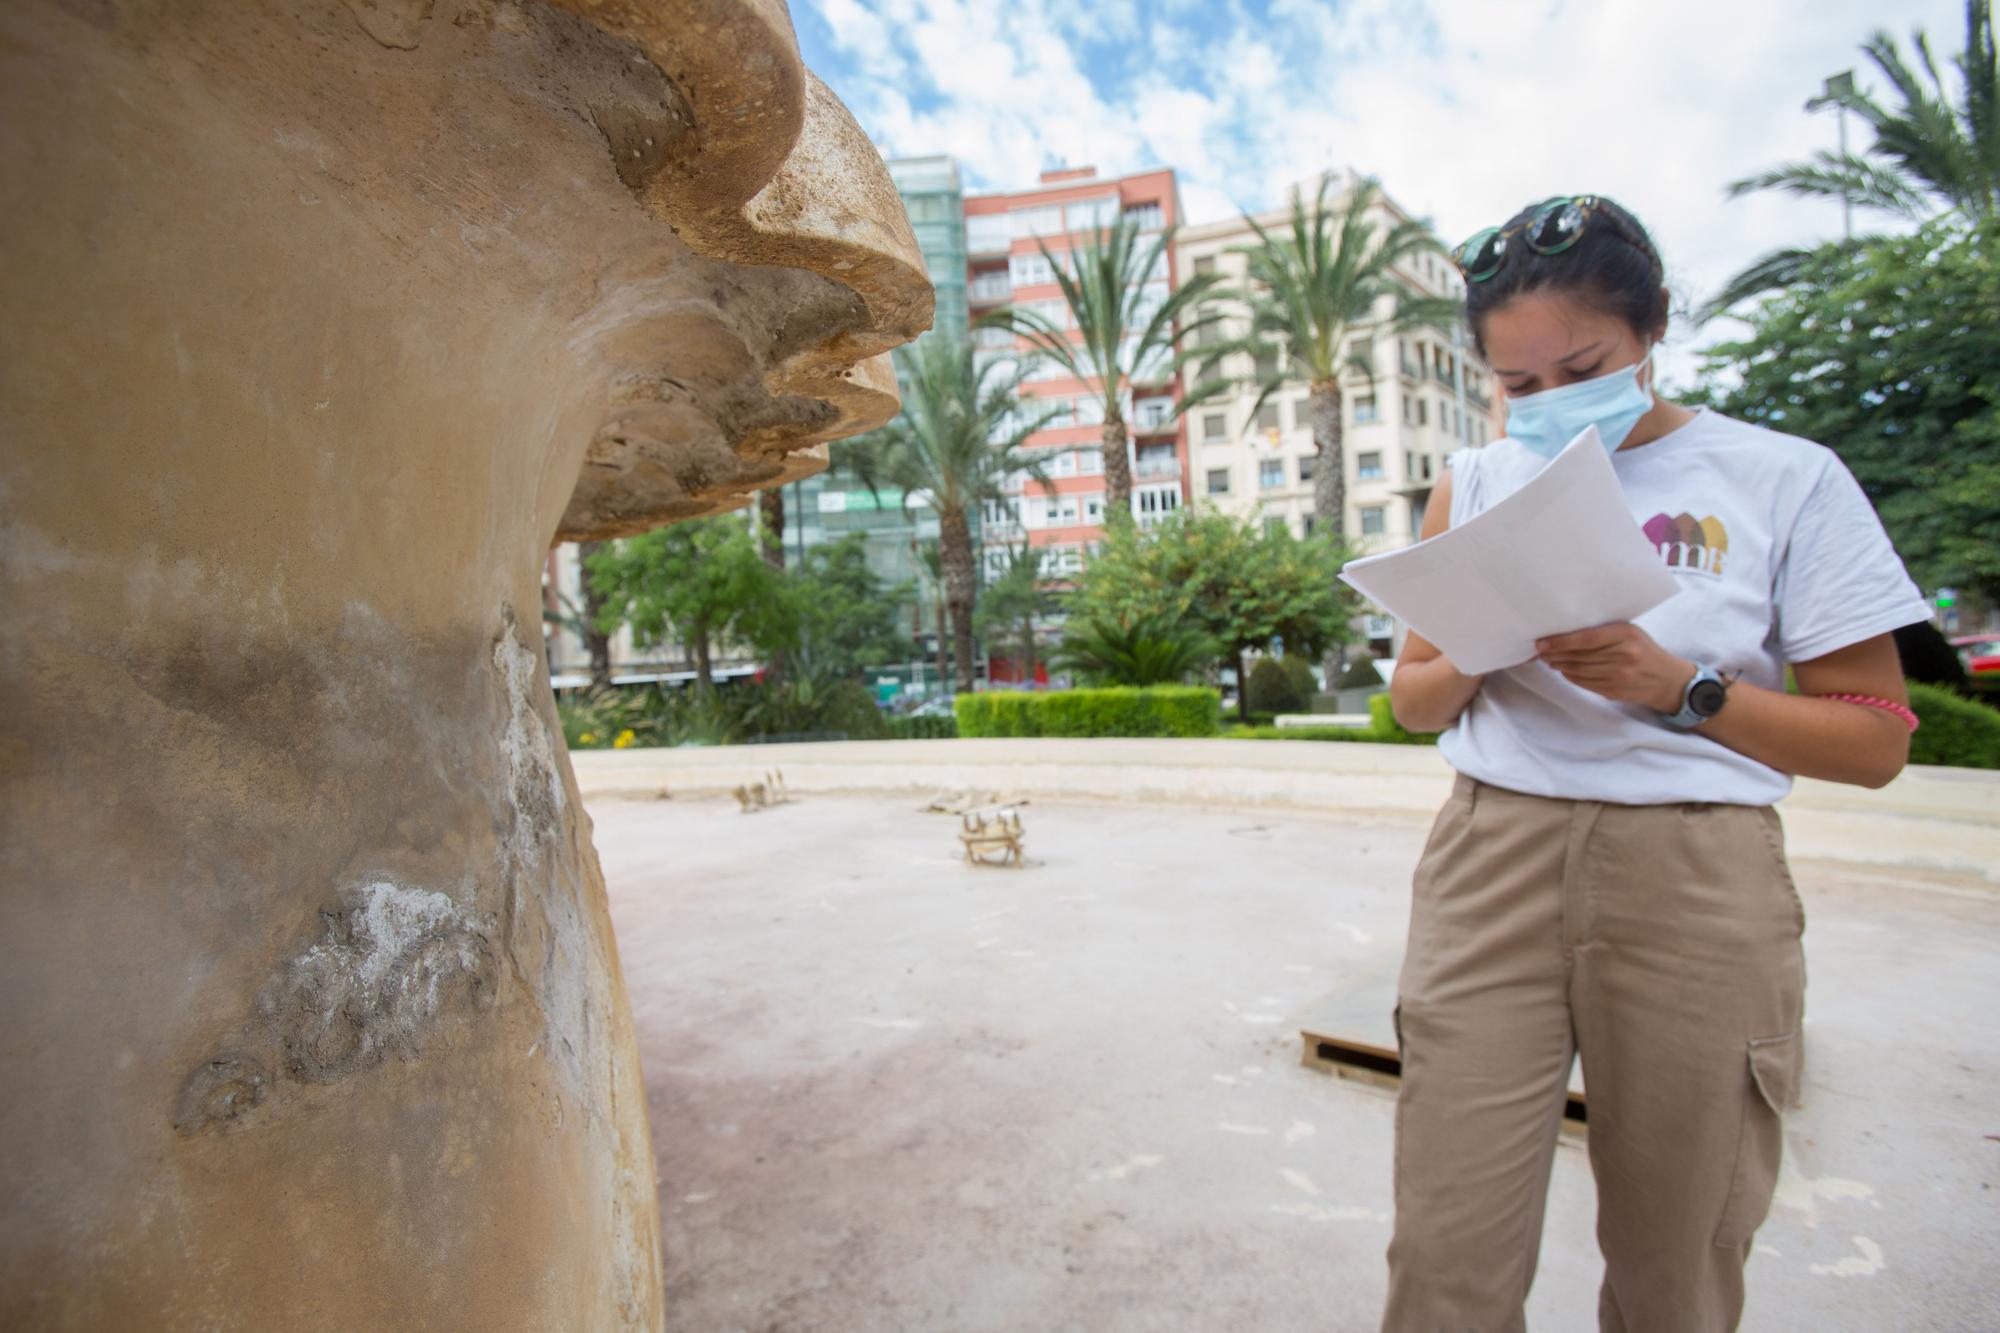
[1463,196,1669,360]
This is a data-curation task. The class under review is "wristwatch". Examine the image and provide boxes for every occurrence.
[1661,664,1729,730]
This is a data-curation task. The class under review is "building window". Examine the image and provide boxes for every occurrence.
[1009,252,1055,286]
[967,213,1012,253]
[1202,412,1228,442]
[1255,403,1280,432]
[1010,205,1064,238]
[1137,487,1180,514]
[1401,395,1414,425]
[1078,446,1103,474]
[1254,349,1280,381]
[1207,467,1231,495]
[1349,336,1374,370]
[1361,505,1387,535]
[1084,495,1104,521]
[1354,395,1378,424]
[1193,255,1216,276]
[1066,196,1121,232]
[1135,396,1174,429]
[1416,399,1428,426]
[1260,459,1285,489]
[1357,451,1384,481]
[1297,454,1316,483]
[1126,203,1164,231]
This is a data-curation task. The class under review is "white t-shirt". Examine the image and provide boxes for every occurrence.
[1435,408,1929,806]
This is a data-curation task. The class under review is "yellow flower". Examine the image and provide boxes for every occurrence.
[579,732,597,745]
[613,728,637,749]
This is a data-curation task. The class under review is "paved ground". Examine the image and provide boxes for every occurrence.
[590,782,2000,1332]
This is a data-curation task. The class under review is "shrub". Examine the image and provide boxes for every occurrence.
[1054,612,1217,686]
[887,714,958,740]
[1908,682,2000,770]
[1245,657,1311,715]
[1335,656,1385,690]
[955,686,1222,738]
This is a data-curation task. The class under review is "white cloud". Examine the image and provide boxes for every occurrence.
[801,0,1968,384]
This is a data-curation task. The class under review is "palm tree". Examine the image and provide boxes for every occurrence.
[1705,0,1998,317]
[844,337,1055,695]
[1224,176,1457,546]
[1054,610,1216,688]
[982,217,1231,525]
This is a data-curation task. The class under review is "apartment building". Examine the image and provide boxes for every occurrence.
[1174,172,1503,564]
[963,166,1190,583]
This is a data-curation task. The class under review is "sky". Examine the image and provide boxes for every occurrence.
[792,0,1966,389]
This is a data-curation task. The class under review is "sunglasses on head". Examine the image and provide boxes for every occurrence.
[1450,195,1613,283]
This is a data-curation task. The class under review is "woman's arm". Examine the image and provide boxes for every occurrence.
[1534,625,1913,789]
[1389,470,1487,733]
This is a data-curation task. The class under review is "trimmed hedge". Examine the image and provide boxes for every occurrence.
[886,714,958,740]
[1220,692,1439,745]
[1909,682,2000,769]
[955,686,1222,738]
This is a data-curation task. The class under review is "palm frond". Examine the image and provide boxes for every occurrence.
[1696,245,1823,322]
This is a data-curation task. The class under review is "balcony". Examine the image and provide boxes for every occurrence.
[968,274,1012,304]
[1131,414,1177,438]
[1134,456,1181,481]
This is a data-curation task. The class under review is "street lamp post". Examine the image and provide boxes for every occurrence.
[1805,70,1858,242]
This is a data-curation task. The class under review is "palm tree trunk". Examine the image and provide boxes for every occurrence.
[758,488,785,569]
[692,621,713,691]
[935,596,950,688]
[1101,414,1133,527]
[1309,380,1350,683]
[1234,647,1250,723]
[576,540,613,692]
[940,508,979,695]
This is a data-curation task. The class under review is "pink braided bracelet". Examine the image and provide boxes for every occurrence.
[1819,693,1921,734]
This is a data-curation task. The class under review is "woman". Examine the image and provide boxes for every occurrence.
[1382,195,1928,1332]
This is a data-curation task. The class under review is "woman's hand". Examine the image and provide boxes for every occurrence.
[1535,622,1694,714]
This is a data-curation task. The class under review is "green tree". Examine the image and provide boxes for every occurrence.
[1067,509,1357,721]
[982,216,1230,523]
[1707,0,1999,316]
[1694,217,2000,599]
[974,543,1054,684]
[584,515,788,689]
[779,533,910,681]
[843,337,1054,694]
[1054,610,1217,687]
[1224,177,1457,544]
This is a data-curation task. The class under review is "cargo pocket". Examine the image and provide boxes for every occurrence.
[1712,1030,1802,1248]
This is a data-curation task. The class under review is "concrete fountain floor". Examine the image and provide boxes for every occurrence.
[589,788,2000,1332]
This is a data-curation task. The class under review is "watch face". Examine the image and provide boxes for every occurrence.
[1689,678,1728,717]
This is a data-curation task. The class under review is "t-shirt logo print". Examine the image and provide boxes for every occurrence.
[1642,512,1728,576]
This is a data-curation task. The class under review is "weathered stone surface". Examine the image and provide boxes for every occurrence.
[0,1,930,1327]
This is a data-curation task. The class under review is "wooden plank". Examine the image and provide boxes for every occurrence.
[1293,964,1588,1132]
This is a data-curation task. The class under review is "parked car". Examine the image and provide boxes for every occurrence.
[1951,634,2000,676]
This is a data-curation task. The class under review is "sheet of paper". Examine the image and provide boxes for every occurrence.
[1337,426,1680,675]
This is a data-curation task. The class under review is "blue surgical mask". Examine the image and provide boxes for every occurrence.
[1503,357,1655,458]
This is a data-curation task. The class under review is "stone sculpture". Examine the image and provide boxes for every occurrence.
[0,1,930,1327]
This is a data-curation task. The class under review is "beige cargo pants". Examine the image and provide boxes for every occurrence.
[1382,775,1805,1333]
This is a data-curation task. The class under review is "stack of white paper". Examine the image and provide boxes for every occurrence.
[1337,427,1680,675]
